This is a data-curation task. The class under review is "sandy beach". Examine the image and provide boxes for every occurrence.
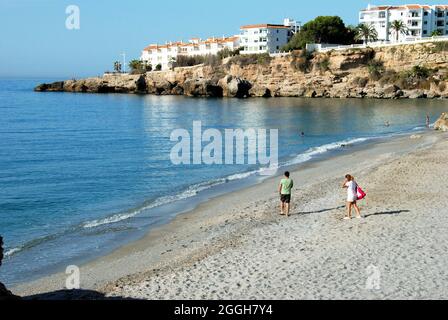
[13,130,448,300]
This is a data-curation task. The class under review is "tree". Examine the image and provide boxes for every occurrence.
[129,59,142,71]
[113,61,122,73]
[390,20,408,42]
[283,16,356,51]
[128,59,145,74]
[155,64,162,71]
[431,30,443,37]
[355,23,378,44]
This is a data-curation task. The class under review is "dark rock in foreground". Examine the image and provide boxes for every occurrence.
[0,236,20,301]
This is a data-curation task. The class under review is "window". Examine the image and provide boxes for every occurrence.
[437,11,444,18]
[424,11,429,16]
[424,21,428,25]
[423,30,428,34]
[437,20,444,27]
[276,46,280,50]
[276,38,279,41]
[379,11,386,18]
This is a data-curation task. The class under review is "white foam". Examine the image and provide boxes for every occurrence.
[83,177,233,229]
[4,247,21,257]
[285,137,370,166]
[226,171,257,181]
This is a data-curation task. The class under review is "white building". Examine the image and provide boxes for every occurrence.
[141,36,240,70]
[240,18,299,54]
[360,4,448,42]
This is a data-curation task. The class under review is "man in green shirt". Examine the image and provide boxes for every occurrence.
[278,171,294,217]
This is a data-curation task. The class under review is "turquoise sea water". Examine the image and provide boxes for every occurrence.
[0,79,446,285]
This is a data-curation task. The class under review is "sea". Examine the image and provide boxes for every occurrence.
[0,78,446,286]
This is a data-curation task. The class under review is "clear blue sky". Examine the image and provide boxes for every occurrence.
[0,0,444,78]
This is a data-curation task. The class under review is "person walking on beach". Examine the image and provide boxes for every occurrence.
[342,174,362,220]
[279,171,294,217]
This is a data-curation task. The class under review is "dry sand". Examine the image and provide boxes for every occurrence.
[14,131,448,300]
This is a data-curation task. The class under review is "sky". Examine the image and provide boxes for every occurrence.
[0,0,445,78]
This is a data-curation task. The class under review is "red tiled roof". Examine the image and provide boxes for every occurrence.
[143,36,238,51]
[362,4,448,12]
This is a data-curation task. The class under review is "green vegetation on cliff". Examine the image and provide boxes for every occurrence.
[282,16,357,51]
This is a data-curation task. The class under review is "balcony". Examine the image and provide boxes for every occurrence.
[408,22,420,28]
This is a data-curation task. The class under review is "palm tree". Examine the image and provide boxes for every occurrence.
[129,59,143,72]
[113,61,122,73]
[431,30,443,37]
[390,20,408,42]
[355,23,379,44]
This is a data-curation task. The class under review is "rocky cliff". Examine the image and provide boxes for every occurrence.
[36,42,448,99]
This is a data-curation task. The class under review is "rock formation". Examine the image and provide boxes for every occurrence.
[0,236,20,300]
[434,113,448,132]
[218,75,252,98]
[35,42,448,100]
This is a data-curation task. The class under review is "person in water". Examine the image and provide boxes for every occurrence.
[279,171,294,217]
[426,114,431,128]
[342,174,362,220]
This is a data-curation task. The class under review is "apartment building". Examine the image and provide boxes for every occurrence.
[360,4,448,42]
[141,36,240,70]
[239,18,299,54]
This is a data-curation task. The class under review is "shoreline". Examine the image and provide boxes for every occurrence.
[2,129,384,287]
[12,129,448,299]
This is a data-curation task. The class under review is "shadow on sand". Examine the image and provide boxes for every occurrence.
[295,206,345,216]
[364,210,410,218]
[23,289,141,301]
[292,207,410,219]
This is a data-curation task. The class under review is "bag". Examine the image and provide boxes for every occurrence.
[357,186,367,200]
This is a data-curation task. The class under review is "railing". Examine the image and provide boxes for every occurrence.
[269,51,291,57]
[311,35,448,53]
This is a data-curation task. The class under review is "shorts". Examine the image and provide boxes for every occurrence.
[281,194,291,204]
